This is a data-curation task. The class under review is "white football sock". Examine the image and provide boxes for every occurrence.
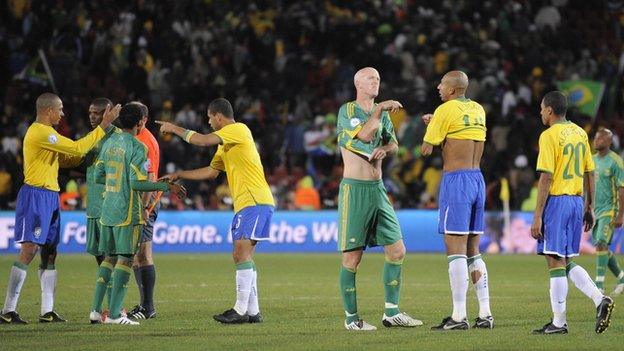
[247,270,259,316]
[448,255,468,322]
[3,264,27,314]
[568,264,603,307]
[39,269,57,315]
[468,255,491,318]
[550,276,568,328]
[233,268,253,315]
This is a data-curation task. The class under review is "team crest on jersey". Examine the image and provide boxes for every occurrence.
[34,227,42,239]
[350,118,361,128]
[605,169,611,176]
[48,134,58,144]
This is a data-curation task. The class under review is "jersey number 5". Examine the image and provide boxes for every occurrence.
[562,142,586,179]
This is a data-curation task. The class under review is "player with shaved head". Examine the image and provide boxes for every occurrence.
[591,128,624,296]
[422,71,494,330]
[336,67,422,331]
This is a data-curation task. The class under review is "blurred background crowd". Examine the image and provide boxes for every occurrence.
[1,0,624,211]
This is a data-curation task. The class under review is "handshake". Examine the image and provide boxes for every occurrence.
[158,174,187,200]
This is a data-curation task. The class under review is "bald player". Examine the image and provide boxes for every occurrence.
[1,93,119,324]
[336,67,422,331]
[591,128,624,295]
[422,71,493,330]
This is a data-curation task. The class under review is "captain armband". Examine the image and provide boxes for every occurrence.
[183,130,197,143]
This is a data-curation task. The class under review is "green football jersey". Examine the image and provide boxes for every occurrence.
[593,150,624,218]
[96,131,149,226]
[337,101,398,159]
[85,127,121,218]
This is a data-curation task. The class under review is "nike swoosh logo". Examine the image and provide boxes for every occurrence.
[558,301,565,304]
[443,323,459,330]
[0,315,11,323]
[40,316,53,322]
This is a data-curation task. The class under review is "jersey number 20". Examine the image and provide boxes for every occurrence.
[562,142,586,179]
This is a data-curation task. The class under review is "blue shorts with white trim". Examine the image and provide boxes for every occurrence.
[230,205,274,241]
[14,184,61,246]
[437,169,485,235]
[537,195,583,258]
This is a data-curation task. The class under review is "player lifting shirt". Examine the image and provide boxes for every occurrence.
[421,71,493,330]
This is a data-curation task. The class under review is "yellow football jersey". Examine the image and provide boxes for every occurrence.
[211,123,275,212]
[536,121,594,196]
[423,97,486,145]
[23,122,105,191]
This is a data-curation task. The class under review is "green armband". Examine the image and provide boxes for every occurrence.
[183,130,197,143]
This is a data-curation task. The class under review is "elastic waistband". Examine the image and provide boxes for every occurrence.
[22,183,57,193]
[442,169,482,176]
[548,194,582,199]
[341,178,383,186]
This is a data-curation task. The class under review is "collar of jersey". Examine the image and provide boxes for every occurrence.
[552,120,571,125]
[453,96,471,102]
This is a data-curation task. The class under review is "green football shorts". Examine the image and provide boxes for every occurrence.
[99,224,142,256]
[592,216,614,246]
[337,178,402,252]
[86,217,102,256]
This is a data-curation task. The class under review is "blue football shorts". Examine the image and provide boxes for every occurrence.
[437,169,485,235]
[537,195,583,258]
[14,184,61,247]
[230,205,274,241]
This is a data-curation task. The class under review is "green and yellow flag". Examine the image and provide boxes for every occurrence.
[556,80,605,117]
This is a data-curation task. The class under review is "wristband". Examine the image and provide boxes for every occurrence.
[183,130,196,143]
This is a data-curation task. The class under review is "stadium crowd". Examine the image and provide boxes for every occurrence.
[1,0,624,211]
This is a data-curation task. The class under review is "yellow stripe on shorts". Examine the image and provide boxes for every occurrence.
[340,183,350,251]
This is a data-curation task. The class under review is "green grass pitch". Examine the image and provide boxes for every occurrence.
[0,253,622,350]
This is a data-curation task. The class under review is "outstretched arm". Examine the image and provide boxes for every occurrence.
[155,121,222,147]
[162,166,221,182]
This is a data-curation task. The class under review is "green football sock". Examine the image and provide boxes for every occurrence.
[596,251,608,289]
[339,266,358,324]
[91,262,113,312]
[383,258,402,317]
[109,264,132,319]
[608,251,624,283]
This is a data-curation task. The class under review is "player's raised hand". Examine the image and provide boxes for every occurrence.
[101,103,121,128]
[155,120,178,134]
[168,182,187,200]
[369,147,387,161]
[422,113,433,125]
[378,100,403,112]
[530,216,543,239]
